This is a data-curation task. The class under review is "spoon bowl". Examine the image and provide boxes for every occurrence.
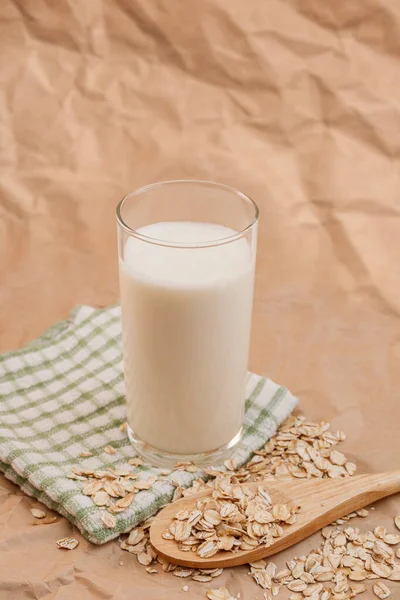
[150,471,400,568]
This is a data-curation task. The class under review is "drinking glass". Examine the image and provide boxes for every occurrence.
[116,180,258,467]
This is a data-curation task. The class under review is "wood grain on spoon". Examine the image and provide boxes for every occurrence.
[150,471,400,568]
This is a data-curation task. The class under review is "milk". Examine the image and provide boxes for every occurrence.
[119,222,255,455]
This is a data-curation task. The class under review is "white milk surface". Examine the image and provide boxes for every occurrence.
[119,222,255,454]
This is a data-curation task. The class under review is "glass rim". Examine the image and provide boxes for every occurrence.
[116,179,259,249]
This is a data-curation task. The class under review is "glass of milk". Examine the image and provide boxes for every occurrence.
[116,180,258,467]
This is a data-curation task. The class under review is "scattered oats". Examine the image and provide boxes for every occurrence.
[30,508,46,519]
[121,538,145,554]
[270,585,280,596]
[79,451,93,458]
[290,560,305,579]
[186,465,200,473]
[206,588,235,600]
[349,570,368,581]
[330,450,347,466]
[333,533,346,547]
[57,537,79,550]
[171,475,184,488]
[224,459,237,471]
[72,416,381,597]
[342,556,357,568]
[350,583,367,595]
[327,554,341,570]
[173,486,184,502]
[101,512,116,528]
[370,560,392,579]
[127,528,145,545]
[305,555,319,573]
[304,583,323,596]
[83,480,103,496]
[251,569,272,589]
[249,560,267,569]
[173,568,194,578]
[182,585,189,592]
[373,582,391,599]
[374,526,387,539]
[119,561,124,566]
[192,574,213,582]
[234,417,355,485]
[108,504,126,514]
[102,481,119,497]
[67,473,87,480]
[114,480,131,496]
[275,568,290,580]
[119,422,128,432]
[104,445,116,455]
[266,562,277,577]
[93,490,109,506]
[137,551,153,566]
[287,581,307,592]
[159,468,171,475]
[396,547,400,559]
[394,516,400,531]
[314,567,334,582]
[32,516,57,525]
[134,479,154,491]
[327,465,347,478]
[389,570,400,581]
[129,457,144,466]
[322,527,333,539]
[115,492,136,508]
[209,568,224,578]
[384,534,400,545]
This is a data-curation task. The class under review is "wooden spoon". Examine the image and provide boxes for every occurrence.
[150,471,400,568]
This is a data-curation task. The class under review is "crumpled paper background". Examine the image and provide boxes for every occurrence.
[1,1,400,598]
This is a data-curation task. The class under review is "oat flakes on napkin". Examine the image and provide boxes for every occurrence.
[0,305,298,544]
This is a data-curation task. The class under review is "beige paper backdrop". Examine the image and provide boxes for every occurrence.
[1,1,400,598]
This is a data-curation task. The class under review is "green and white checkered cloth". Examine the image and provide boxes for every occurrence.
[0,305,298,544]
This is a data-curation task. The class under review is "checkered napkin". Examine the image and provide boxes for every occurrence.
[0,305,298,544]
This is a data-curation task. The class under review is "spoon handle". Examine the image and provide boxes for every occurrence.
[291,470,400,521]
[355,470,400,499]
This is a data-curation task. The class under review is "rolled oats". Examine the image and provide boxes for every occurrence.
[146,566,158,574]
[70,416,400,600]
[32,516,57,525]
[30,508,46,519]
[101,512,116,528]
[206,588,236,600]
[57,537,79,550]
[373,582,391,598]
[93,490,109,506]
